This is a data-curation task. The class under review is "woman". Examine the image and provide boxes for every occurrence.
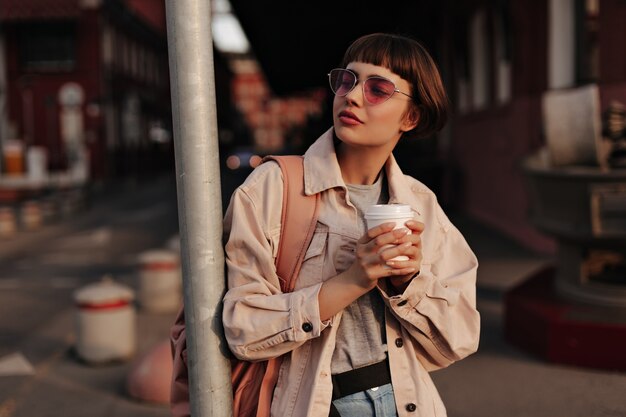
[222,33,480,417]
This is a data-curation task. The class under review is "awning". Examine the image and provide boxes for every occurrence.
[229,0,443,96]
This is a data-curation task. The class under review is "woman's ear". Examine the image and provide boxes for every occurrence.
[400,105,420,133]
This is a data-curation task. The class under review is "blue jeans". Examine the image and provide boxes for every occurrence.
[331,383,398,417]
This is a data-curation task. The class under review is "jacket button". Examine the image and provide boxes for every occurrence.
[302,322,313,332]
[397,300,408,306]
[395,338,404,348]
[405,403,417,412]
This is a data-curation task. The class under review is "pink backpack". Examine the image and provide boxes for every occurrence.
[170,156,320,417]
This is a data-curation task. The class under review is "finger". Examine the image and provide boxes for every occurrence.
[385,259,418,269]
[375,265,417,278]
[385,248,418,265]
[378,241,412,262]
[385,255,421,269]
[384,246,421,266]
[373,227,410,248]
[405,220,425,234]
[397,232,421,246]
[358,222,396,244]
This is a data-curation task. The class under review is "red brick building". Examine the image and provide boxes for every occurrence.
[436,0,617,252]
[0,0,170,180]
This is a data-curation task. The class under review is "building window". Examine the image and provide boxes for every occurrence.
[19,22,76,71]
[470,8,490,110]
[548,0,576,89]
[454,3,514,113]
[575,0,599,83]
[495,2,512,105]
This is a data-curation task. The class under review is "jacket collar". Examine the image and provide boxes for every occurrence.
[303,127,416,208]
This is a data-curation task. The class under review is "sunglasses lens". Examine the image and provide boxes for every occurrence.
[329,69,400,104]
[364,78,396,104]
[329,69,355,96]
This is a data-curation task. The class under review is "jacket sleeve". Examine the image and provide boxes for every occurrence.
[379,216,480,371]
[222,164,329,362]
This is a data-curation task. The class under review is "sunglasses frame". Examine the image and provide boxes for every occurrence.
[327,68,414,105]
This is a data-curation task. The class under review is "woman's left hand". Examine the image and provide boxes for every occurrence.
[385,220,424,291]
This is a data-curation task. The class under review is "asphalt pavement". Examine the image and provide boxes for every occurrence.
[0,174,181,417]
[0,171,625,417]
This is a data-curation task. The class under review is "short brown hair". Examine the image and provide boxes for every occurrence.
[341,33,449,139]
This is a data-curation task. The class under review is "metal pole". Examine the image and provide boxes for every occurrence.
[165,1,233,416]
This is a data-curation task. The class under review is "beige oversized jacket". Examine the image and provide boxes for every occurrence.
[222,128,480,417]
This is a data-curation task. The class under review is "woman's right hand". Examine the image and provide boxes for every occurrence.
[348,222,418,289]
[318,222,417,320]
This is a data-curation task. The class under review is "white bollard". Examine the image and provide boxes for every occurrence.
[137,249,182,313]
[74,276,136,364]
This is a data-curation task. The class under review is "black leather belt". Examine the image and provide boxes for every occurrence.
[329,356,392,416]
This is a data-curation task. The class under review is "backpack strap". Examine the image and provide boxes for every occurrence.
[254,155,319,417]
[170,155,319,417]
[263,155,320,292]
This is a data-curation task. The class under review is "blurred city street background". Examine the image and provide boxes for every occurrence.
[1,0,626,416]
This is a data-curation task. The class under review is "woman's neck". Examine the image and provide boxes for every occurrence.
[336,143,393,185]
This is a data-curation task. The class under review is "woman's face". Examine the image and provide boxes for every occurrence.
[332,61,417,151]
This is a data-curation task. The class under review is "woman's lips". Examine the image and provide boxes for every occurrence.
[338,110,363,125]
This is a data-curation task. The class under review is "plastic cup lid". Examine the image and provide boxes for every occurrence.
[364,204,413,218]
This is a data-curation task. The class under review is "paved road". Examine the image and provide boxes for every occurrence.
[0,175,181,417]
[0,165,251,417]
[433,216,626,417]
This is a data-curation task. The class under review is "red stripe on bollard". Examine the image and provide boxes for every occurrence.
[142,262,178,271]
[78,300,130,311]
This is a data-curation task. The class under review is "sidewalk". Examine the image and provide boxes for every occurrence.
[0,175,179,417]
[434,215,626,417]
[0,177,625,416]
[0,308,176,417]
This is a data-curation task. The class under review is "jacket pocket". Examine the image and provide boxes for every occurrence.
[295,224,328,289]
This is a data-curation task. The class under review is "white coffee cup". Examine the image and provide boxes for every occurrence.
[364,204,414,261]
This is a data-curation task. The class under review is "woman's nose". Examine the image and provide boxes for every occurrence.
[344,82,363,106]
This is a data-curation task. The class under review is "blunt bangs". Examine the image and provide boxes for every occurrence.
[341,34,415,84]
[339,33,449,139]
